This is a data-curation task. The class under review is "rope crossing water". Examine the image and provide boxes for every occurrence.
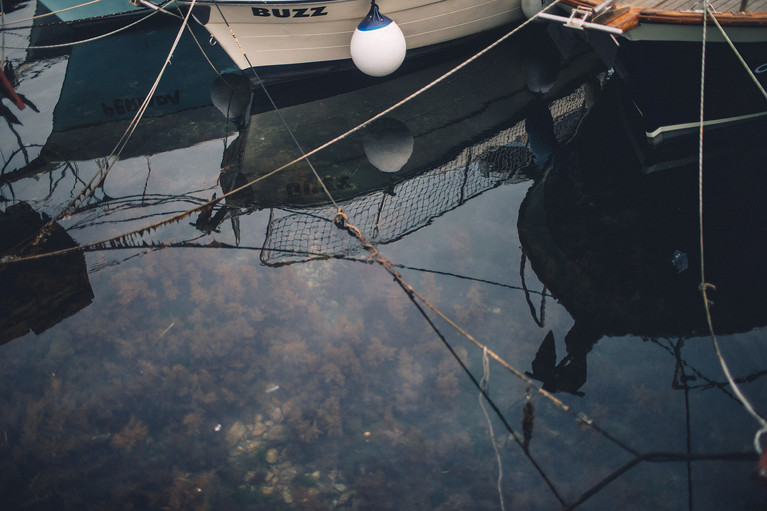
[698,0,767,457]
[2,0,105,26]
[3,1,764,506]
[706,5,767,103]
[23,0,198,252]
[0,6,169,50]
[479,346,507,511]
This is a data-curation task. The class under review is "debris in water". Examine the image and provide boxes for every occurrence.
[671,250,688,273]
[159,321,175,338]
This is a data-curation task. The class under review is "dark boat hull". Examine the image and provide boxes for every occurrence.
[574,18,767,142]
[614,36,767,140]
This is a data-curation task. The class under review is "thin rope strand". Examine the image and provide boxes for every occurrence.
[1,0,105,26]
[332,210,640,457]
[699,1,767,454]
[242,2,563,187]
[479,346,507,511]
[1,3,570,263]
[212,2,342,209]
[4,10,162,50]
[707,9,767,102]
[51,1,196,223]
[479,396,507,511]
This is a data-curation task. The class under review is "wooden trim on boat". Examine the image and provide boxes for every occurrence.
[637,10,767,26]
[559,0,767,28]
[595,8,641,31]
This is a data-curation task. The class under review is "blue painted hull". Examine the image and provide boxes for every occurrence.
[40,22,237,161]
[37,0,147,23]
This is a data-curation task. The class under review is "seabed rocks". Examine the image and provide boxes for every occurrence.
[226,409,356,509]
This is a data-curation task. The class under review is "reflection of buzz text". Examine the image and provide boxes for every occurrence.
[286,176,352,198]
[102,91,180,116]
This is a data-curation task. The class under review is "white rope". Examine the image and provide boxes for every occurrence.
[479,346,506,511]
[13,2,569,266]
[1,0,174,27]
[203,0,565,210]
[707,8,767,102]
[3,10,162,50]
[480,346,491,393]
[1,0,105,26]
[1,0,6,66]
[54,0,197,221]
[698,1,767,455]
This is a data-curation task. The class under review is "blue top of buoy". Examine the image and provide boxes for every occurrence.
[357,2,393,31]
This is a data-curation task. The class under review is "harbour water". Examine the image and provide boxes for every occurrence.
[1,3,766,510]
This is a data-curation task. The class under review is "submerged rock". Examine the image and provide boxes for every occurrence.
[226,421,248,447]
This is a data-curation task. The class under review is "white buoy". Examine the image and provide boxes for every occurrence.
[350,2,406,77]
[363,118,413,173]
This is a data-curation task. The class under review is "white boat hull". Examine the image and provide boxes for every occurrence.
[189,0,523,70]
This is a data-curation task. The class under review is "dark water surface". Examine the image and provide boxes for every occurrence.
[2,3,766,510]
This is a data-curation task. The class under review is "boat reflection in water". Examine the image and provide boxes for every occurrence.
[0,202,93,346]
[15,22,236,173]
[5,15,764,510]
[0,22,237,346]
[518,77,767,395]
[2,22,603,342]
[207,24,603,265]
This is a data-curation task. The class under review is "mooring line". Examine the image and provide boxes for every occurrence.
[181,12,225,77]
[332,208,640,460]
[209,0,566,212]
[1,0,105,26]
[333,209,749,510]
[1,6,197,260]
[2,9,162,50]
[51,1,197,225]
[3,0,642,463]
[479,346,507,511]
[706,6,767,103]
[3,2,758,502]
[563,450,757,511]
[3,2,564,264]
[6,3,747,472]
[699,1,767,456]
[212,2,341,210]
[393,272,567,506]
[1,0,6,66]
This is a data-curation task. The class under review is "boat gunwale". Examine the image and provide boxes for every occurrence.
[559,0,767,27]
[180,0,441,5]
[183,0,353,3]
